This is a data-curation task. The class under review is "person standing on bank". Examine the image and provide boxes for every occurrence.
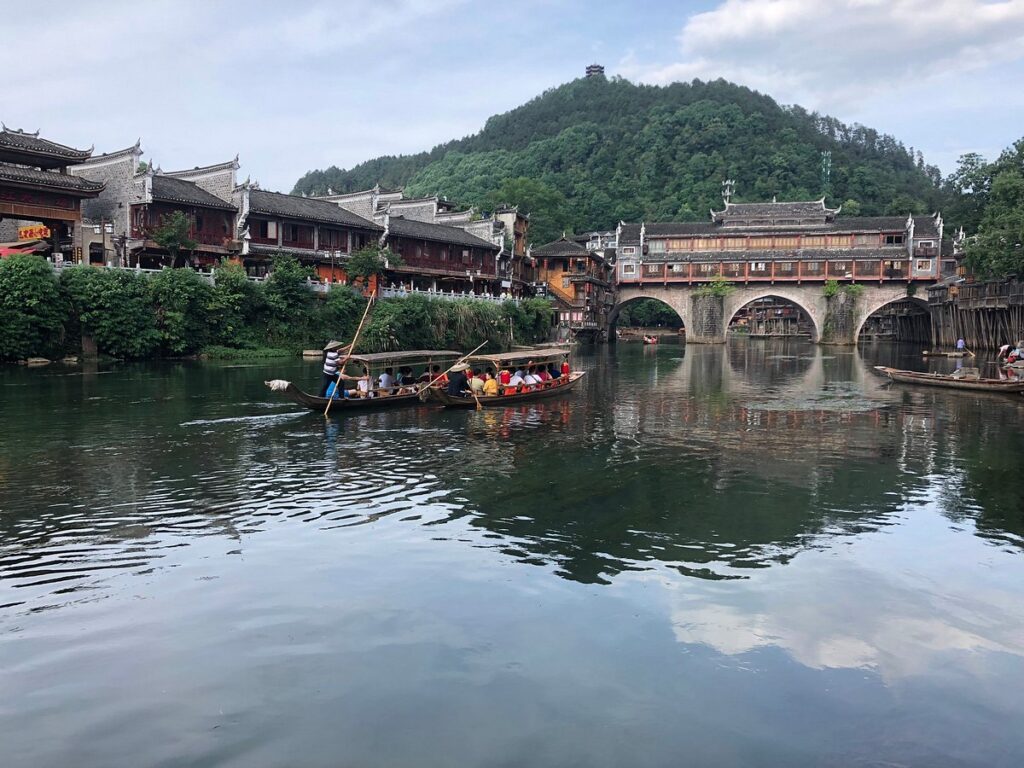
[319,340,352,397]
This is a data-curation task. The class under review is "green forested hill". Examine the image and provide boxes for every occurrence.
[293,76,944,244]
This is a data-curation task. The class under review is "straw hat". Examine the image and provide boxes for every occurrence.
[451,363,470,372]
[324,340,345,351]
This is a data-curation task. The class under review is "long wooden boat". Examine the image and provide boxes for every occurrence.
[874,366,1024,393]
[921,350,969,358]
[425,371,585,407]
[422,346,584,408]
[266,349,460,412]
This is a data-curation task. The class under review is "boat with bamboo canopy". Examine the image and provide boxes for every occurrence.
[421,346,584,408]
[265,350,461,412]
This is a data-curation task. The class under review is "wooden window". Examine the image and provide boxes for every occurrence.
[697,263,716,273]
[775,237,798,248]
[462,249,471,264]
[723,238,746,250]
[620,246,636,255]
[671,264,685,273]
[854,234,874,246]
[195,215,204,231]
[916,259,932,271]
[802,236,825,247]
[884,234,905,245]
[830,235,853,247]
[621,263,636,275]
[646,263,661,274]
[648,239,666,253]
[748,238,771,249]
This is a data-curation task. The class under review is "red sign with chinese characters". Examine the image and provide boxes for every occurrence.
[18,225,51,240]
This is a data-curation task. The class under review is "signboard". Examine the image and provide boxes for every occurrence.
[18,225,51,240]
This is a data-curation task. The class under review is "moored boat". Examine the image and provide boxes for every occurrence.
[921,350,969,358]
[874,366,1024,393]
[642,335,659,345]
[421,346,584,408]
[266,349,460,412]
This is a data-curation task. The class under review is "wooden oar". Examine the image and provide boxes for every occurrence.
[415,341,488,395]
[965,347,976,358]
[324,291,375,416]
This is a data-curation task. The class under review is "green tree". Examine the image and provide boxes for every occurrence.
[345,246,402,282]
[149,268,214,355]
[209,260,267,346]
[487,177,573,245]
[965,168,1024,277]
[59,267,159,359]
[0,254,66,360]
[151,211,197,268]
[841,199,861,216]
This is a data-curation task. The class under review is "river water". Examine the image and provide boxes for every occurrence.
[2,341,1023,768]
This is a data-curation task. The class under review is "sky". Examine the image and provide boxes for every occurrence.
[3,0,1022,193]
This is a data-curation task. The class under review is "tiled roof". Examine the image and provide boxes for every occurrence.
[532,236,590,257]
[913,216,940,237]
[619,216,919,244]
[0,162,104,195]
[249,189,382,230]
[0,126,93,164]
[713,200,837,220]
[387,216,498,250]
[152,175,236,211]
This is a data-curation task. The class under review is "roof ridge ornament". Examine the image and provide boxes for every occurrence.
[721,178,735,205]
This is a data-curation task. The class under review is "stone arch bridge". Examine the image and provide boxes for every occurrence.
[614,284,928,344]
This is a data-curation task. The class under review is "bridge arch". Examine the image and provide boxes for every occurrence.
[610,294,685,332]
[723,287,825,343]
[612,287,690,333]
[854,294,930,342]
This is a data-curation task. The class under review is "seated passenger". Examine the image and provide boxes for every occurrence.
[538,366,552,382]
[482,372,499,396]
[547,363,560,380]
[325,380,344,399]
[508,368,526,387]
[524,366,541,386]
[378,367,395,394]
[498,363,512,386]
[469,368,485,395]
[430,364,449,386]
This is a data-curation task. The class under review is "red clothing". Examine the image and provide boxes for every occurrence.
[499,370,511,385]
[560,362,570,377]
[539,370,551,381]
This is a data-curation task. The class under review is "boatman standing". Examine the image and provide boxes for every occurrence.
[320,340,351,396]
[446,363,473,397]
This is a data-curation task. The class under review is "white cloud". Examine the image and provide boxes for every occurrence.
[621,0,1024,113]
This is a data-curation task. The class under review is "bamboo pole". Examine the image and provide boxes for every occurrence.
[324,291,375,416]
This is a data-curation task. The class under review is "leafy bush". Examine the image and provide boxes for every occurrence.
[823,279,841,298]
[149,268,214,355]
[209,261,267,345]
[60,266,160,359]
[0,255,66,360]
[694,276,735,298]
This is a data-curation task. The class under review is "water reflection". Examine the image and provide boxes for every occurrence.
[2,344,1024,767]
[2,344,1023,612]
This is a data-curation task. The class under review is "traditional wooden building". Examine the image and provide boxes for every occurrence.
[382,214,502,295]
[616,199,943,286]
[313,186,531,296]
[533,235,615,337]
[0,126,103,262]
[234,184,382,279]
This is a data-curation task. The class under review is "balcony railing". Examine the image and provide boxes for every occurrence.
[619,258,916,285]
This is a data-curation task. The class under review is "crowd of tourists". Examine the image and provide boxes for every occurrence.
[317,340,572,401]
[444,360,571,399]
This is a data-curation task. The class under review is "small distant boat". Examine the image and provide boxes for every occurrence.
[921,350,969,358]
[874,366,1024,393]
[642,335,659,345]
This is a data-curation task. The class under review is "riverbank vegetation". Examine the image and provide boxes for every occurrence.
[0,254,553,363]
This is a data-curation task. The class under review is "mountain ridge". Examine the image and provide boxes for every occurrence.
[293,76,943,244]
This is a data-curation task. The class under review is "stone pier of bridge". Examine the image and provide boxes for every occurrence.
[613,284,928,344]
